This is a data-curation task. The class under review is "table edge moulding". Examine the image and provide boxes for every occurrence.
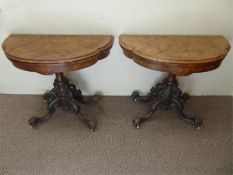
[119,35,231,76]
[2,34,114,75]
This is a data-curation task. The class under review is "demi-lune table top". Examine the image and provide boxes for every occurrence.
[119,35,230,75]
[2,34,114,74]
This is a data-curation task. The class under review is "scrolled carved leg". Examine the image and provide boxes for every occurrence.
[61,96,96,131]
[131,82,166,103]
[69,83,101,104]
[74,113,97,131]
[28,111,54,128]
[131,91,151,102]
[172,97,202,129]
[133,99,164,128]
[175,109,202,129]
[28,97,58,128]
[28,72,97,131]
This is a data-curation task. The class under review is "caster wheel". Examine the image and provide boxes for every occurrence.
[28,117,39,128]
[182,93,190,103]
[93,95,102,104]
[132,119,142,129]
[131,91,140,102]
[89,120,97,132]
[193,118,202,129]
[42,93,50,103]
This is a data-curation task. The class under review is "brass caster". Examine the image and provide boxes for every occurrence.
[132,118,142,129]
[42,93,50,103]
[89,120,97,132]
[131,91,140,102]
[193,118,202,129]
[28,117,39,128]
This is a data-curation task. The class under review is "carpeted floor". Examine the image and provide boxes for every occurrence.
[0,95,232,175]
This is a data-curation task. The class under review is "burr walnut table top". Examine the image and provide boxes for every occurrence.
[119,35,231,75]
[2,34,113,74]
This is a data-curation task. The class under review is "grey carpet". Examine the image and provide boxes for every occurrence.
[0,95,232,175]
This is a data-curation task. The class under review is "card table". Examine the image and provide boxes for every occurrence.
[119,35,230,129]
[2,34,114,131]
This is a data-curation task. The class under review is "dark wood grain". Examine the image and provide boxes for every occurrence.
[119,35,231,75]
[2,34,114,74]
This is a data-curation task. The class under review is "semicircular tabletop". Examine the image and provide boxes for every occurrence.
[2,34,114,74]
[119,35,230,75]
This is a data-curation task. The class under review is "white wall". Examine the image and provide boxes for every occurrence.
[0,0,232,95]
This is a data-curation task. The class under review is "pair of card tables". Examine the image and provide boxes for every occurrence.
[2,34,230,131]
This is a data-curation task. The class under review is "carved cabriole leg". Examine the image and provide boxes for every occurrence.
[74,112,97,131]
[132,73,203,129]
[131,82,166,103]
[28,92,59,128]
[69,82,101,105]
[28,72,96,131]
[171,97,202,129]
[132,98,164,128]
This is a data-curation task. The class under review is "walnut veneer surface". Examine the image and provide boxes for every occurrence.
[119,35,231,75]
[2,35,114,74]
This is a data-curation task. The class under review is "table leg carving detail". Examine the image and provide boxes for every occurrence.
[69,83,101,104]
[69,84,85,104]
[28,73,96,131]
[28,97,58,128]
[132,73,202,129]
[131,82,166,103]
[133,99,163,128]
[74,113,97,132]
[172,97,202,129]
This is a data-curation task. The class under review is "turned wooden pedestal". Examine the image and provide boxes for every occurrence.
[119,35,230,129]
[2,34,114,131]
